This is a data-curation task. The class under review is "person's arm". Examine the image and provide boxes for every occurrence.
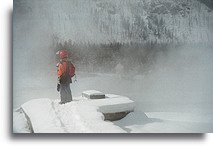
[57,63,65,91]
[57,63,65,78]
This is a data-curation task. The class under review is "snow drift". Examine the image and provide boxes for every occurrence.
[18,92,135,133]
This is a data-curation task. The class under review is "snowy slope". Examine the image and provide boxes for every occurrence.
[14,0,213,44]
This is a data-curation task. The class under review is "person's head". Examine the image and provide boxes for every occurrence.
[59,49,68,59]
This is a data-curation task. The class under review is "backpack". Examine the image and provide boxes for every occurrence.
[69,62,75,78]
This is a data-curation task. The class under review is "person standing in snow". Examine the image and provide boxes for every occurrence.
[57,49,75,104]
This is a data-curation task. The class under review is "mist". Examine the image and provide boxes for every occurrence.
[134,45,213,112]
[13,0,213,114]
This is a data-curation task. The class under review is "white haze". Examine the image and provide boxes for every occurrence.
[71,46,213,113]
[13,0,213,116]
[135,45,213,113]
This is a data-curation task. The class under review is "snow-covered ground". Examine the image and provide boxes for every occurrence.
[17,96,134,133]
[114,112,213,133]
[14,90,213,133]
[13,70,213,132]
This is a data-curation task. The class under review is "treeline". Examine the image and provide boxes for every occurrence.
[53,39,178,74]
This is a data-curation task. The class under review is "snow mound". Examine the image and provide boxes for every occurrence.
[20,93,135,133]
[21,98,65,133]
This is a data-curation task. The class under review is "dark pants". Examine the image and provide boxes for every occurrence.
[60,83,72,104]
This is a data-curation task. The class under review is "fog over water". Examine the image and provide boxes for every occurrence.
[13,0,213,115]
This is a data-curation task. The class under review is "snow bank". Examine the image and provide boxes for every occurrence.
[21,98,65,133]
[20,93,135,133]
[52,101,126,133]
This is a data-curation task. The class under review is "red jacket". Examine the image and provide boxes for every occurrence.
[57,61,68,78]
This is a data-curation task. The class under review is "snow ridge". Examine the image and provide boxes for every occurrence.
[51,101,68,133]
